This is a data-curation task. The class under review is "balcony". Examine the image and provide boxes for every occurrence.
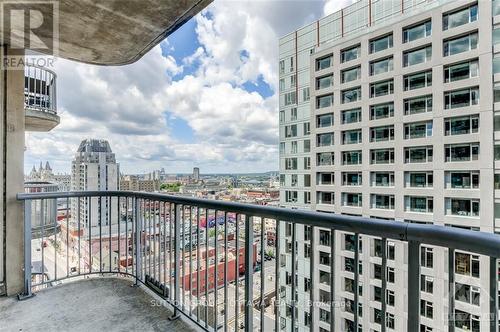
[6,190,500,331]
[24,65,59,132]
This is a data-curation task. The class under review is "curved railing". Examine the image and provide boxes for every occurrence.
[17,191,500,331]
[24,65,57,114]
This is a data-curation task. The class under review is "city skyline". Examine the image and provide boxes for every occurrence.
[23,0,352,175]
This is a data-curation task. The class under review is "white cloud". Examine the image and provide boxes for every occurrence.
[26,0,330,174]
[324,0,355,16]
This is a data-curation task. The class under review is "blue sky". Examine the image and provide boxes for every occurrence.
[24,1,347,175]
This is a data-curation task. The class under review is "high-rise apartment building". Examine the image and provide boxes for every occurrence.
[279,0,499,331]
[71,139,119,232]
[193,167,200,181]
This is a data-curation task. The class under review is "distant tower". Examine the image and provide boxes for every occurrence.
[193,167,200,181]
[71,139,119,230]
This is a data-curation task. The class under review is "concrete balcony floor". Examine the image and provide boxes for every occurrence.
[0,277,195,332]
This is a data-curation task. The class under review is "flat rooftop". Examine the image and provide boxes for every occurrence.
[0,277,195,332]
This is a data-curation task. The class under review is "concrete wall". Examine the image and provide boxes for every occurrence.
[1,46,25,296]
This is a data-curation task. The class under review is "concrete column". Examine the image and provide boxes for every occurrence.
[2,46,25,296]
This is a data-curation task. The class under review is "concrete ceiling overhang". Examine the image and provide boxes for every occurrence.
[1,0,212,66]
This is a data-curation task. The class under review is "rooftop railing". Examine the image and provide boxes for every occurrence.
[16,191,500,331]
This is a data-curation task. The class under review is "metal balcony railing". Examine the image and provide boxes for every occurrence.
[24,65,57,114]
[16,191,500,331]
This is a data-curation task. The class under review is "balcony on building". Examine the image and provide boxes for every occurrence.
[24,65,59,132]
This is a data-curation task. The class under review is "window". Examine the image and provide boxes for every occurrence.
[319,230,331,246]
[343,193,362,207]
[279,110,285,123]
[303,139,310,153]
[455,283,480,306]
[279,60,285,74]
[370,80,393,97]
[444,59,478,83]
[284,91,296,106]
[371,149,394,164]
[290,56,294,72]
[317,113,333,128]
[370,125,394,142]
[444,115,479,135]
[290,107,297,121]
[279,78,285,92]
[317,152,334,166]
[455,252,480,277]
[403,20,431,43]
[403,45,432,67]
[407,172,433,188]
[494,55,500,74]
[316,75,333,90]
[406,196,433,213]
[318,172,334,185]
[291,141,298,154]
[443,32,478,56]
[404,121,433,139]
[494,27,500,45]
[454,310,480,332]
[370,56,393,75]
[421,275,433,294]
[316,54,332,71]
[370,34,393,53]
[285,191,298,203]
[420,300,433,319]
[371,102,394,120]
[290,74,296,87]
[371,172,394,187]
[444,87,479,109]
[317,133,334,147]
[496,83,500,103]
[319,251,330,265]
[343,172,362,186]
[341,45,360,63]
[342,87,361,103]
[316,94,333,108]
[303,122,311,135]
[302,87,310,101]
[342,108,362,124]
[404,71,432,91]
[317,192,334,205]
[404,95,432,115]
[284,158,297,170]
[495,0,500,17]
[405,146,433,163]
[304,191,311,204]
[341,66,361,83]
[291,174,298,186]
[445,143,479,162]
[285,124,297,138]
[443,4,478,30]
[342,150,362,165]
[371,194,395,210]
[448,198,480,217]
[421,246,433,268]
[342,129,362,144]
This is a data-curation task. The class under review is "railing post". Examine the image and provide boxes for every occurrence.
[490,257,498,332]
[169,203,181,321]
[407,240,420,331]
[244,215,254,331]
[134,197,142,286]
[18,200,33,300]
